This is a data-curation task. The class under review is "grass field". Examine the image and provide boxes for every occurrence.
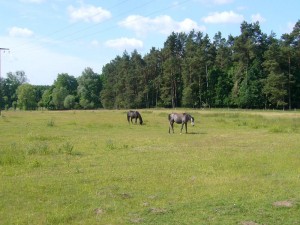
[0,109,300,225]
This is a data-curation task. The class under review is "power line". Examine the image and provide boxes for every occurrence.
[56,0,155,42]
[48,0,130,38]
[15,0,191,54]
[65,0,192,43]
[10,0,131,51]
[7,0,193,61]
[12,0,164,53]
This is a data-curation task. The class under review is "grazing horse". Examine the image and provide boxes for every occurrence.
[127,110,143,125]
[168,113,194,134]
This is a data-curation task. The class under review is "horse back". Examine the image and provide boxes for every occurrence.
[169,113,183,124]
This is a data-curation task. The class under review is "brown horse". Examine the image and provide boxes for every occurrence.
[168,113,194,134]
[127,110,143,125]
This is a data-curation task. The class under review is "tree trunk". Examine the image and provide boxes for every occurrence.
[288,55,291,110]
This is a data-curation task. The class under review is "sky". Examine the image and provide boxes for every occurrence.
[0,0,299,85]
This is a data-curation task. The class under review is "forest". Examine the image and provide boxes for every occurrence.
[0,20,300,110]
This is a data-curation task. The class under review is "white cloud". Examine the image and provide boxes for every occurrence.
[119,15,205,36]
[105,38,143,51]
[8,27,34,38]
[178,18,206,33]
[68,5,111,23]
[202,11,244,24]
[251,13,266,23]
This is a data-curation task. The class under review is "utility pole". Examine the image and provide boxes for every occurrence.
[0,47,10,116]
[0,48,9,77]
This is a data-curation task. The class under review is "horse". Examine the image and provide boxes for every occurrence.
[168,113,194,134]
[127,110,143,125]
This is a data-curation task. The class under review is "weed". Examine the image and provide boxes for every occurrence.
[31,160,42,168]
[47,118,55,127]
[106,139,117,150]
[26,142,51,155]
[122,144,129,149]
[236,120,248,126]
[59,142,74,155]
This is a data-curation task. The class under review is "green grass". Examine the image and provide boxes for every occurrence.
[0,109,300,224]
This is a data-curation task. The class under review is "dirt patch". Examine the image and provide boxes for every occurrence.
[142,202,149,207]
[94,208,105,215]
[130,217,143,223]
[120,192,132,199]
[149,207,168,214]
[240,221,259,225]
[273,200,293,207]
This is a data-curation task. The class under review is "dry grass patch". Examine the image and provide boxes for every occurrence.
[273,200,293,207]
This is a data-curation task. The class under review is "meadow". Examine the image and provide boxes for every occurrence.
[0,109,299,225]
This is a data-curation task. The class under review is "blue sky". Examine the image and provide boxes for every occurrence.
[0,0,299,85]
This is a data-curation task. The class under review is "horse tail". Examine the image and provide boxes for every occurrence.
[127,112,130,123]
[139,114,143,125]
[168,114,171,121]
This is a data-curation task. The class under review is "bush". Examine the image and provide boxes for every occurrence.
[64,95,76,109]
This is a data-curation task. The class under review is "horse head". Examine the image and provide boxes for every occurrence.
[190,116,195,126]
[137,111,143,125]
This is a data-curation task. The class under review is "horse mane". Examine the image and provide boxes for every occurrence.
[185,113,193,120]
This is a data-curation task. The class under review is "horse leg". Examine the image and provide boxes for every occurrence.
[169,121,174,133]
[185,122,188,133]
[180,123,184,134]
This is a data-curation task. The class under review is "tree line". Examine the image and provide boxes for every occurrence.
[0,20,300,111]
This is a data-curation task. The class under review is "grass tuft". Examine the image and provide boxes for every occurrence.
[47,118,55,127]
[59,142,75,155]
[26,142,51,155]
[0,143,25,165]
[106,139,117,150]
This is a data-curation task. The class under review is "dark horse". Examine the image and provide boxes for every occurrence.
[127,110,143,125]
[168,113,194,134]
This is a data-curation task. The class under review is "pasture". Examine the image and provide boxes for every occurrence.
[0,109,300,225]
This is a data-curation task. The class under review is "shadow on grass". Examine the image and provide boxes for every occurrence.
[189,131,206,135]
[178,131,207,135]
